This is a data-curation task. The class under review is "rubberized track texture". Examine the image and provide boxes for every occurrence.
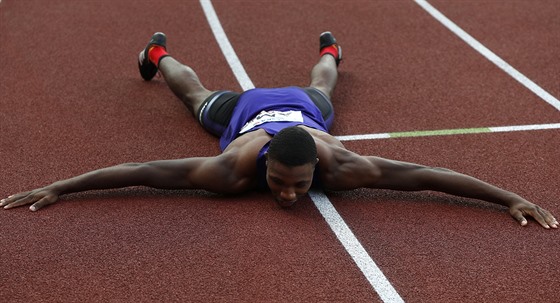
[1,0,558,302]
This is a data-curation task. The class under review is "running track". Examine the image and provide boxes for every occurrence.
[1,0,558,302]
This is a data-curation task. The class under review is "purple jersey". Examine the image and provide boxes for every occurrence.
[219,87,330,190]
[219,86,329,150]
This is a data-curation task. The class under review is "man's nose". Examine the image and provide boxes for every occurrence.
[280,188,296,201]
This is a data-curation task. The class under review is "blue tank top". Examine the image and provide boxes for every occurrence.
[219,87,330,190]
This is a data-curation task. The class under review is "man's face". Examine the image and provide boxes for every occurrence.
[266,159,317,207]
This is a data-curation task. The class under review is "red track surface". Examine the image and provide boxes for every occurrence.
[1,0,558,302]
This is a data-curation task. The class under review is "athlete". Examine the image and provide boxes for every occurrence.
[1,32,557,229]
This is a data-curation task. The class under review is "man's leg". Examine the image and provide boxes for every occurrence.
[309,31,341,99]
[158,57,213,116]
[138,32,213,116]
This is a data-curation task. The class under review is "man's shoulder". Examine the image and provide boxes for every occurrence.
[221,129,271,172]
[224,129,272,152]
[313,136,369,184]
[213,135,268,192]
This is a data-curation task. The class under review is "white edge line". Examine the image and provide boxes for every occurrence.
[309,190,405,303]
[414,0,560,111]
[199,0,254,91]
[489,123,560,132]
[199,1,404,302]
[337,133,392,141]
[336,123,560,141]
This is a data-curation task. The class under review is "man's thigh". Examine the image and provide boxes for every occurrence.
[197,91,241,137]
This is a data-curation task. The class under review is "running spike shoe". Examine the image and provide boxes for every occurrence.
[319,31,342,66]
[138,32,167,81]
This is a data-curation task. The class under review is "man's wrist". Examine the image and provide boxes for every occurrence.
[48,180,69,195]
[498,191,523,208]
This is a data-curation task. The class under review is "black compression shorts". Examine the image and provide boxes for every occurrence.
[196,87,334,137]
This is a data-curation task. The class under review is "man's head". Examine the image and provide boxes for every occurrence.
[266,126,319,207]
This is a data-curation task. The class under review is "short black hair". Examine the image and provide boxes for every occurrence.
[267,126,317,166]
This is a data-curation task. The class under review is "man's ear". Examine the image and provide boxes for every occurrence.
[315,157,319,165]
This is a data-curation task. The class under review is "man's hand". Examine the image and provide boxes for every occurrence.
[1,187,60,211]
[509,198,558,229]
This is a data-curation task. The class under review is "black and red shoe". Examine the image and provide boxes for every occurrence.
[138,32,167,81]
[319,31,342,66]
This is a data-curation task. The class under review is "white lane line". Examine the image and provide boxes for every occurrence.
[337,133,392,141]
[199,0,404,302]
[310,190,405,303]
[414,0,560,111]
[489,123,560,132]
[199,0,254,91]
[336,123,560,141]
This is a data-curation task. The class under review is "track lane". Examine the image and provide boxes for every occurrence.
[2,0,558,302]
[1,1,383,301]
[333,130,559,302]
[211,0,559,302]
[429,0,560,100]
[212,0,560,137]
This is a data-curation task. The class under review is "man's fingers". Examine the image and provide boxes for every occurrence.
[0,198,9,207]
[29,195,57,211]
[531,207,558,229]
[533,212,550,229]
[3,193,37,209]
[3,189,60,211]
[511,206,558,229]
[550,215,559,229]
[539,208,558,229]
[1,193,25,208]
[510,210,528,226]
[1,193,28,207]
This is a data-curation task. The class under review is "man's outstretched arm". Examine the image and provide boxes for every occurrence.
[322,148,557,229]
[364,156,558,229]
[1,154,251,211]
